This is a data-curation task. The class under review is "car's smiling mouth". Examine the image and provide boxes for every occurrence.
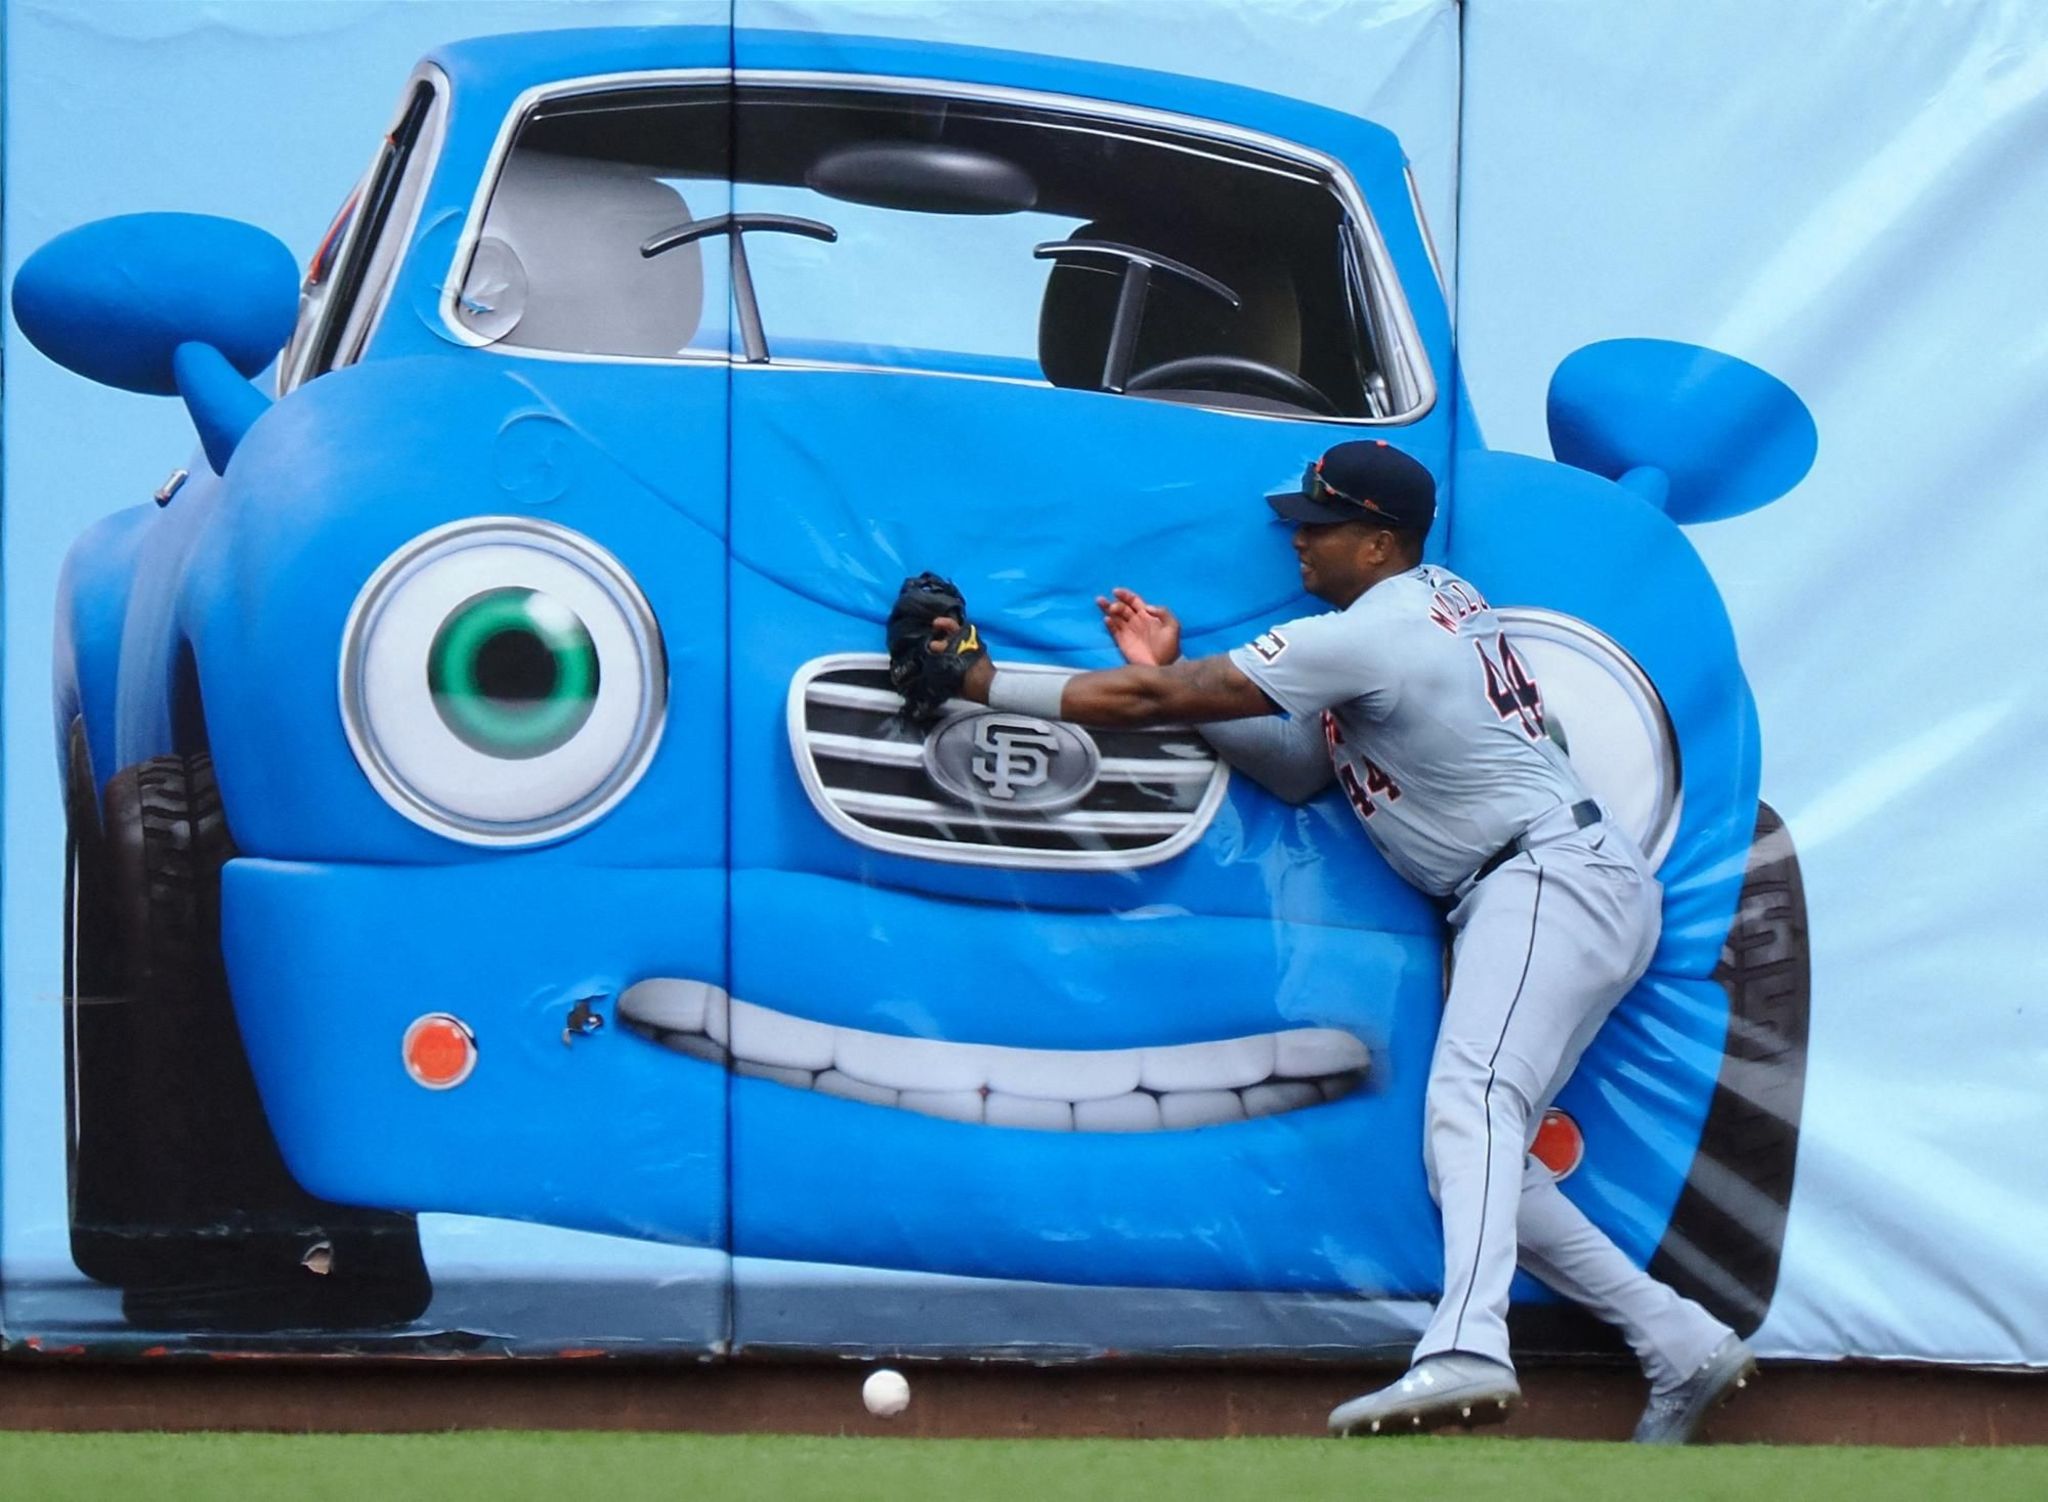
[618,980,1369,1132]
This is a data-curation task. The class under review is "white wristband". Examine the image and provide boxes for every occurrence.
[986,669,1068,720]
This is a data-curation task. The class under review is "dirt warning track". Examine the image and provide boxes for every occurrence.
[1,1359,2044,1445]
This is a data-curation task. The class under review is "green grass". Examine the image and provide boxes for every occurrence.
[1,1432,2044,1501]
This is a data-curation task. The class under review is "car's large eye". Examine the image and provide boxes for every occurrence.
[428,587,600,758]
[1495,608,1682,868]
[341,518,664,845]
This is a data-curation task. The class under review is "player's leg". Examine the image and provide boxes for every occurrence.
[1513,1154,1731,1385]
[1331,857,1573,1436]
[1331,833,1661,1437]
[1503,829,1732,1382]
[1502,903,1728,1389]
[1517,1150,1758,1444]
[1500,834,1757,1440]
[1410,844,1654,1370]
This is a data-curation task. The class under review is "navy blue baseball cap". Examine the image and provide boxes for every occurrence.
[1267,440,1437,532]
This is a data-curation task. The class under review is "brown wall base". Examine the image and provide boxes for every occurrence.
[1,1360,2043,1446]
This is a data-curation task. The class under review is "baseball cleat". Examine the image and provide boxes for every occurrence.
[1327,1354,1521,1438]
[1632,1334,1756,1445]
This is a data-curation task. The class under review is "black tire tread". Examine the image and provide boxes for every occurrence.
[70,748,432,1331]
[1648,802,1811,1334]
[65,719,134,1286]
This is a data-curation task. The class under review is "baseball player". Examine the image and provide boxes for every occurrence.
[889,440,1753,1444]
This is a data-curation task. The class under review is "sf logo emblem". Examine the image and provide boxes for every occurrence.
[922,707,1102,813]
[971,716,1061,801]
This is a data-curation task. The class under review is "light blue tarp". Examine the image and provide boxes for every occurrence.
[4,0,2043,1366]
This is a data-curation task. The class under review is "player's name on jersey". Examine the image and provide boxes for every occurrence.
[1428,580,1489,635]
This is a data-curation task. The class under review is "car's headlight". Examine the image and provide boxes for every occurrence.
[340,517,665,845]
[1496,607,1682,868]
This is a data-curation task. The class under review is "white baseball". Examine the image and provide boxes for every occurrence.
[862,1367,911,1418]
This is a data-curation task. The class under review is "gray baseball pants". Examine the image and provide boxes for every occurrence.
[1410,818,1732,1385]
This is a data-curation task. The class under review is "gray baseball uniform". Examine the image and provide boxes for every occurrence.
[1213,563,1731,1382]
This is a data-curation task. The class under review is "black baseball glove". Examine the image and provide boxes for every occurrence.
[887,571,985,723]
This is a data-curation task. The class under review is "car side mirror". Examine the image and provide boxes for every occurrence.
[1546,338,1817,523]
[11,213,298,475]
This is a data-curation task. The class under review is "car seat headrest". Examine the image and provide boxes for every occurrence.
[458,151,703,356]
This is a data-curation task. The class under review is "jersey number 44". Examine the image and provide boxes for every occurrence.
[1477,633,1545,740]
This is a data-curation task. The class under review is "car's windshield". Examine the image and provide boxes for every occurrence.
[452,81,1421,420]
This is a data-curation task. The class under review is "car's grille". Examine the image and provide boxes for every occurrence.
[787,654,1229,870]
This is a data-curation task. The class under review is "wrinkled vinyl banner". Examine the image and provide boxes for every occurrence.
[2,0,2041,1367]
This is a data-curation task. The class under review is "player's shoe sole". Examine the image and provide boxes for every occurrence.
[1328,1359,1521,1438]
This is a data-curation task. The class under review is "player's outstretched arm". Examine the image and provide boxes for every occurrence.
[1062,653,1278,726]
[1097,590,1328,796]
[1092,592,1312,759]
[943,636,1275,728]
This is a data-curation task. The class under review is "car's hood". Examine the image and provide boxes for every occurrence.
[726,366,1436,653]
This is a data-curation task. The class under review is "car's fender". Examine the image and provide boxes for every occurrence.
[54,502,157,799]
[172,354,728,866]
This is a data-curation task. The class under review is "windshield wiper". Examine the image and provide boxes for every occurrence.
[642,213,838,364]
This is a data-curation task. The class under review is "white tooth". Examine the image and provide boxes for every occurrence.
[835,1030,987,1092]
[1159,1090,1246,1129]
[1273,1028,1371,1078]
[984,1045,1139,1101]
[728,999,837,1071]
[1073,1092,1163,1132]
[618,979,721,1033]
[734,1061,815,1090]
[900,1089,985,1124]
[815,1070,899,1108]
[1242,1081,1322,1118]
[629,994,1356,1130]
[985,1093,1074,1131]
[1319,1071,1364,1102]
[1140,1034,1274,1092]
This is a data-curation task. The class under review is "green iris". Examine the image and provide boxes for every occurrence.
[428,588,599,759]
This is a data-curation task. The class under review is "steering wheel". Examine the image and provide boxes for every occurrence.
[1125,354,1341,417]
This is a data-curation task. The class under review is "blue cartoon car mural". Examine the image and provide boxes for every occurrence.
[14,27,1811,1345]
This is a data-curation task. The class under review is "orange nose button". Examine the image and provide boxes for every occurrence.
[403,1013,477,1090]
[1532,1107,1584,1180]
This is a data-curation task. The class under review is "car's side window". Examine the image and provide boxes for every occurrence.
[276,190,362,394]
[279,75,444,393]
[1340,225,1406,419]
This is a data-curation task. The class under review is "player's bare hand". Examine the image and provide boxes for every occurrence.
[1095,587,1181,666]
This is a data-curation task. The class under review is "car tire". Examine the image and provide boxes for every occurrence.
[69,740,432,1332]
[64,721,136,1287]
[1648,800,1810,1335]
